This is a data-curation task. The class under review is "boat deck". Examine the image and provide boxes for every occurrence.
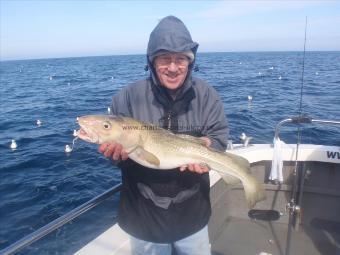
[208,160,340,255]
[211,216,340,255]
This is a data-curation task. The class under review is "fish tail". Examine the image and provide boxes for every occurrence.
[242,175,266,208]
[207,153,266,208]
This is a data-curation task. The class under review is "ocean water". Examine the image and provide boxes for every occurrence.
[0,52,339,254]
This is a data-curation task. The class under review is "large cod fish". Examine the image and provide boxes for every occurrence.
[76,115,266,208]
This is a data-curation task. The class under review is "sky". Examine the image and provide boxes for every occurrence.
[1,0,340,61]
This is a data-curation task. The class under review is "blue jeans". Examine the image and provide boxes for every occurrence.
[130,225,211,255]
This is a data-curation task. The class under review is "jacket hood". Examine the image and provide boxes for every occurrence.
[146,16,199,97]
[147,16,199,61]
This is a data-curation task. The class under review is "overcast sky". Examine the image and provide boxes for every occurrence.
[1,0,339,60]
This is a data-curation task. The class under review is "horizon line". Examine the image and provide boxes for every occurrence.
[1,49,339,62]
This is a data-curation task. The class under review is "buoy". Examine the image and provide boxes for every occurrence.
[10,139,17,150]
[37,119,42,126]
[65,145,72,153]
[66,136,78,153]
[248,95,253,101]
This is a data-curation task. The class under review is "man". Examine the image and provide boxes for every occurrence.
[99,16,228,255]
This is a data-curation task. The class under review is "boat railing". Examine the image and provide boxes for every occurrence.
[0,183,122,255]
[274,115,340,140]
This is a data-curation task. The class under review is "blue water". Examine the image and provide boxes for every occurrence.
[0,52,339,254]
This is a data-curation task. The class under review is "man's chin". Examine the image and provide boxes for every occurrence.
[163,79,183,89]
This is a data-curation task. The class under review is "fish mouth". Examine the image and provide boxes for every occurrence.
[76,124,100,144]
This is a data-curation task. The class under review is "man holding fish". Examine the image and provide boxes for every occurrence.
[83,16,236,255]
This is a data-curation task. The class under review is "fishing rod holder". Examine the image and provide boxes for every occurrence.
[285,201,301,218]
[240,132,252,147]
[227,140,234,150]
[285,202,302,230]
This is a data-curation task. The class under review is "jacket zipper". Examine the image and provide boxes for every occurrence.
[167,111,172,130]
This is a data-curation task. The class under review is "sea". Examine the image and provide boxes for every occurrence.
[0,52,339,254]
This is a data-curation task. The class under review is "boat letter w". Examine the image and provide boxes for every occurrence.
[326,151,340,159]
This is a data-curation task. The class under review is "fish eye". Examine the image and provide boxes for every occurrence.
[103,121,111,129]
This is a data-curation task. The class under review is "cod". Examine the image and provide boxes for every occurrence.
[76,115,266,208]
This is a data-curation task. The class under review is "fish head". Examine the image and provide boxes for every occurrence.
[76,115,128,144]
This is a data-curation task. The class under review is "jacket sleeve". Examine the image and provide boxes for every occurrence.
[108,88,133,166]
[110,87,132,117]
[202,87,229,151]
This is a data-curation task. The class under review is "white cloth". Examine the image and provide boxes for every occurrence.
[269,137,284,182]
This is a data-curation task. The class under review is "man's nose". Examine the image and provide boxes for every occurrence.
[168,61,179,72]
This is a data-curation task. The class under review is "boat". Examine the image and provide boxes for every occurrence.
[1,116,339,255]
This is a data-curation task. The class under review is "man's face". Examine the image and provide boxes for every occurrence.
[154,53,190,90]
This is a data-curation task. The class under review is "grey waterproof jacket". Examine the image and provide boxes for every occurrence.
[111,16,229,242]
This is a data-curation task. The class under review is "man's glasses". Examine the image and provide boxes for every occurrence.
[155,54,190,67]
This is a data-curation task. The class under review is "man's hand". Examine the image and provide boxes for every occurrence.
[179,163,210,174]
[199,136,212,147]
[98,142,129,161]
[179,136,211,174]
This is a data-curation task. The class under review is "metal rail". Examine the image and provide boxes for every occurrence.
[274,116,340,140]
[0,183,122,255]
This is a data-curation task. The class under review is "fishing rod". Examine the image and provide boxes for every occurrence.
[285,16,308,255]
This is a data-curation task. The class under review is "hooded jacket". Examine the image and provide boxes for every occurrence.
[111,16,229,243]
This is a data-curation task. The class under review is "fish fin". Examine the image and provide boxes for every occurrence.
[221,173,241,185]
[135,147,160,167]
[176,134,206,146]
[125,145,138,154]
[243,175,267,208]
[198,162,239,185]
[211,168,241,185]
[224,152,251,173]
